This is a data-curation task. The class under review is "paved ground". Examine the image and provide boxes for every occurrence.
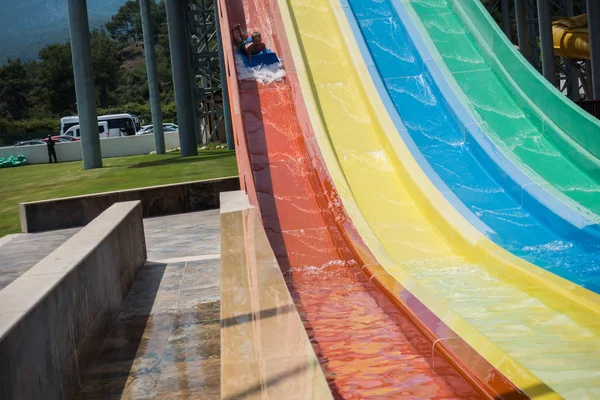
[0,210,222,399]
[0,210,221,291]
[0,228,80,290]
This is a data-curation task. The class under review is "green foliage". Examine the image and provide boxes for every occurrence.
[90,30,122,108]
[0,0,176,137]
[0,59,31,120]
[37,42,76,115]
[0,117,59,145]
[106,0,167,44]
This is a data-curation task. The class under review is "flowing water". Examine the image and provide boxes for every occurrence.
[347,0,600,294]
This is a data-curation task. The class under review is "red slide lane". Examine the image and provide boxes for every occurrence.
[216,0,525,397]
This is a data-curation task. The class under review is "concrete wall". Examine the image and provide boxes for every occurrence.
[0,131,181,164]
[0,201,146,400]
[20,176,240,233]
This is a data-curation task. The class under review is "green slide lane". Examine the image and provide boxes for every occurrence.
[409,0,600,219]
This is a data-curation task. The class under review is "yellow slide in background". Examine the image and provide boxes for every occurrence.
[275,0,600,397]
[553,14,591,60]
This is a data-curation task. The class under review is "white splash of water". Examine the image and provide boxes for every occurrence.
[234,52,286,84]
[522,240,574,253]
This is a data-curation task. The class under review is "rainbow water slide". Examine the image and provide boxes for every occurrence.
[218,0,499,397]
[343,0,600,291]
[218,0,600,396]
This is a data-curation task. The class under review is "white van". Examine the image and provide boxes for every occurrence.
[65,121,110,139]
[60,114,138,137]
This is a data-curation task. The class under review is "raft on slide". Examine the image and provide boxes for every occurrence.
[238,38,280,67]
[553,14,590,60]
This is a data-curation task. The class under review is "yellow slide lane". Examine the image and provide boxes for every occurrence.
[275,0,600,397]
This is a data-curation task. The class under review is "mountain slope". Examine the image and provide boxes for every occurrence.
[0,0,126,62]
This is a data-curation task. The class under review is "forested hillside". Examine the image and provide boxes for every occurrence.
[0,0,175,144]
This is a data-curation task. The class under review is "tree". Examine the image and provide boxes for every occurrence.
[0,59,31,120]
[105,0,143,43]
[91,30,122,107]
[37,43,76,115]
[105,0,167,44]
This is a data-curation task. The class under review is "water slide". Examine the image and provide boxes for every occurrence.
[343,0,600,291]
[218,0,489,397]
[218,0,600,397]
[553,14,591,60]
[409,0,600,220]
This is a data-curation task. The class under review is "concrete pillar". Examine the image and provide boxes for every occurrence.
[140,0,165,154]
[536,0,557,86]
[214,0,234,150]
[501,0,512,41]
[67,0,102,169]
[166,0,198,156]
[515,0,531,61]
[587,0,600,99]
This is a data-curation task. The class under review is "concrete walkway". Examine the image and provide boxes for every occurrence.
[74,210,221,399]
[0,210,222,399]
[0,228,80,290]
[0,210,221,291]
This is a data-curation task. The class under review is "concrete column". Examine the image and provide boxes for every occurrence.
[501,0,512,41]
[214,0,234,150]
[587,0,600,99]
[140,0,165,154]
[515,0,531,61]
[67,0,102,169]
[536,0,557,86]
[166,0,198,156]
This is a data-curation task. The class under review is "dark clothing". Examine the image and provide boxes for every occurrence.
[47,139,57,163]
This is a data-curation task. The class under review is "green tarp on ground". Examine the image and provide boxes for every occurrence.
[0,154,27,168]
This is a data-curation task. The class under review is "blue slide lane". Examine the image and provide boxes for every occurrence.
[341,0,600,293]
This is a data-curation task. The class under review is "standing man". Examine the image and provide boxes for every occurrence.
[47,135,58,163]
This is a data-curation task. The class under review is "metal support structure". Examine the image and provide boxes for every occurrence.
[67,0,102,169]
[536,0,557,86]
[587,0,600,99]
[501,0,512,41]
[214,0,234,150]
[140,0,165,154]
[515,0,531,61]
[188,0,227,145]
[166,0,198,156]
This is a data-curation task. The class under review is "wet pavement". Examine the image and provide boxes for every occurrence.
[75,210,221,399]
[0,210,222,399]
[74,259,220,400]
[0,210,221,291]
[0,228,80,290]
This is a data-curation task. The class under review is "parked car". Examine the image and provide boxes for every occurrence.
[136,125,153,135]
[136,123,179,135]
[41,135,81,143]
[14,140,46,147]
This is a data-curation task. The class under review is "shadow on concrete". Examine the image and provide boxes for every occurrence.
[221,303,296,328]
[74,262,168,399]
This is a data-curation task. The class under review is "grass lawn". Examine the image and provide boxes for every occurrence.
[0,150,238,238]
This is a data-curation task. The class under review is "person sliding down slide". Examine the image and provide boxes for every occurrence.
[231,24,280,69]
[232,24,267,58]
